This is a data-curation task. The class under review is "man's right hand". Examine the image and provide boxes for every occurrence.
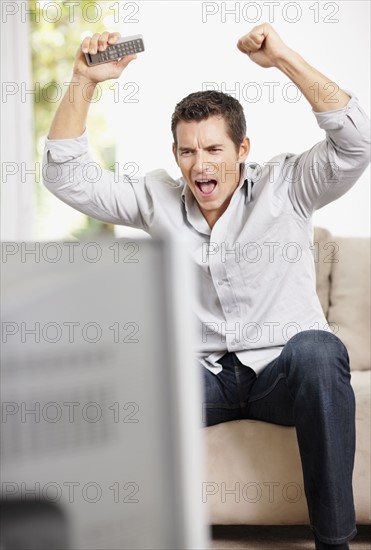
[73,31,137,84]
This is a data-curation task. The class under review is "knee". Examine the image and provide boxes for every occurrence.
[284,329,351,380]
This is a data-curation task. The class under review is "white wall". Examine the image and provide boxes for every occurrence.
[113,0,370,238]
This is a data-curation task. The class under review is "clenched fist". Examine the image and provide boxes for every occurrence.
[237,23,293,68]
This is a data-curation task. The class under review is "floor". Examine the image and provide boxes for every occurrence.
[209,525,371,550]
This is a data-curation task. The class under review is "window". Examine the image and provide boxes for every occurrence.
[30,0,117,239]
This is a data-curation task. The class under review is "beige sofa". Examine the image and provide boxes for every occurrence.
[202,226,371,525]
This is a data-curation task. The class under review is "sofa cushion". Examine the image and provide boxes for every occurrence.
[351,370,371,521]
[313,226,333,317]
[202,419,308,525]
[327,237,371,371]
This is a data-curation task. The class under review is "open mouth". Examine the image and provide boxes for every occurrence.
[195,179,217,196]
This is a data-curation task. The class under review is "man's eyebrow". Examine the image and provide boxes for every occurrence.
[178,146,194,152]
[177,144,224,151]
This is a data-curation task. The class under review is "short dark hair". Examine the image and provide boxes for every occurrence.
[171,90,246,152]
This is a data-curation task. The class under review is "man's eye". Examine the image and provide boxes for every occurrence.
[180,150,191,156]
[210,148,221,152]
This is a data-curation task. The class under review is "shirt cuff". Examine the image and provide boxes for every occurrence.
[45,129,89,163]
[312,89,358,131]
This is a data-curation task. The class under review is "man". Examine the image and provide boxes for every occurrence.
[43,23,370,550]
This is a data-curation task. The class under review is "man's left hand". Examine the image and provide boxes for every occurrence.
[237,23,293,68]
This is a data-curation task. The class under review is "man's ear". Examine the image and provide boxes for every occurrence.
[172,143,179,166]
[239,137,250,162]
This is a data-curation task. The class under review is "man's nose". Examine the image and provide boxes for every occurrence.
[193,152,215,175]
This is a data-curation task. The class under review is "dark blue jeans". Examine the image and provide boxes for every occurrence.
[202,330,357,546]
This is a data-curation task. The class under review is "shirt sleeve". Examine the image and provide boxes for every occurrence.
[42,130,153,231]
[284,90,370,218]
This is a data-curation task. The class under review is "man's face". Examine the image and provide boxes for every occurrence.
[173,115,250,228]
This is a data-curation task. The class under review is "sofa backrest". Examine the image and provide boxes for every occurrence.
[314,227,370,371]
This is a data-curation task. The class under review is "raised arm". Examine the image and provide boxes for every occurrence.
[43,31,152,231]
[237,23,351,112]
[48,31,137,139]
[237,23,370,219]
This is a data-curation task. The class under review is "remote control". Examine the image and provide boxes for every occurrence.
[84,34,144,66]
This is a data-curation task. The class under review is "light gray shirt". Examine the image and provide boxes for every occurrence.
[43,91,370,375]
